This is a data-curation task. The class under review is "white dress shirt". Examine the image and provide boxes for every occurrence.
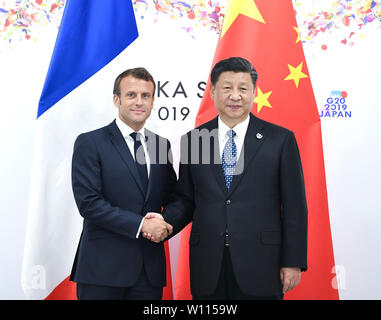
[115,116,151,176]
[115,116,151,238]
[218,115,250,162]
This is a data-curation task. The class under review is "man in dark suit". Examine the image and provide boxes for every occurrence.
[70,67,176,300]
[146,57,308,299]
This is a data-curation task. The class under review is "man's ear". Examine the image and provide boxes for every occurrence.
[113,94,120,108]
[210,85,215,100]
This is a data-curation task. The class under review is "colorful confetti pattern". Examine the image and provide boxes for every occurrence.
[1,0,380,48]
[0,0,64,47]
[132,0,225,37]
[294,0,381,49]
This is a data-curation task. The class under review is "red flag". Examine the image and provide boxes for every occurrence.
[175,0,338,300]
[162,242,174,300]
[45,277,76,300]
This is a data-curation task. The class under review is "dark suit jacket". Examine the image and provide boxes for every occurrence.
[70,120,177,288]
[164,113,308,297]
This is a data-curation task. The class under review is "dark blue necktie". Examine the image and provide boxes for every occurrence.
[222,129,237,189]
[130,132,148,192]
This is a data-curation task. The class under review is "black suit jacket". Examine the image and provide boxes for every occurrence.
[164,113,308,297]
[70,120,177,288]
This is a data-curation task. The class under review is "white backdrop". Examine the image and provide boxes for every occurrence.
[0,0,380,299]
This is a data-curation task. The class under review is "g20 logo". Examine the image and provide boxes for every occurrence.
[320,91,352,118]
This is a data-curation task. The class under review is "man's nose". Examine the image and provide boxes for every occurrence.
[230,89,241,100]
[135,95,143,105]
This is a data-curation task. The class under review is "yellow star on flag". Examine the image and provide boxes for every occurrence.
[254,86,272,113]
[284,62,308,88]
[293,26,301,43]
[221,0,265,38]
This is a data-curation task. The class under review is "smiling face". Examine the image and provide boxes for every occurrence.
[211,71,255,128]
[113,75,155,131]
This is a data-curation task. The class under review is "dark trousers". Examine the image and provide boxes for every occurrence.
[193,247,283,300]
[76,268,162,300]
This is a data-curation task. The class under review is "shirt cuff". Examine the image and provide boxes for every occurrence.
[136,217,145,238]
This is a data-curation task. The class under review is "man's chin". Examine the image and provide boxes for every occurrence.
[226,111,246,120]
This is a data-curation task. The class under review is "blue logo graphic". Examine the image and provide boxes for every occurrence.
[320,91,351,118]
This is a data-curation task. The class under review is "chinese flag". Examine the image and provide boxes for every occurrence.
[175,0,338,300]
[163,243,174,300]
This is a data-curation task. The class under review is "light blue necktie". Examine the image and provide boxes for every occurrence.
[222,129,237,189]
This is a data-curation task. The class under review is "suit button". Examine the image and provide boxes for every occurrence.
[226,200,231,205]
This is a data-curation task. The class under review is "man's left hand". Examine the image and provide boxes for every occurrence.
[280,267,301,294]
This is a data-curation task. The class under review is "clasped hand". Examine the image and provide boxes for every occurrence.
[141,212,172,243]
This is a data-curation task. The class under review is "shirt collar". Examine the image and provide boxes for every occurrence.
[115,116,146,140]
[218,115,250,139]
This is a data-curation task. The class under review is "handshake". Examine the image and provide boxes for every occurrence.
[141,212,173,243]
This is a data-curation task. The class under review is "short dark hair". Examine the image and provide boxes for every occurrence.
[113,67,156,97]
[210,57,258,88]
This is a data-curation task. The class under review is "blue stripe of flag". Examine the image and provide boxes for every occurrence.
[37,0,138,118]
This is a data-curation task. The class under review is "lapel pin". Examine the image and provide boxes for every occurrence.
[256,132,263,140]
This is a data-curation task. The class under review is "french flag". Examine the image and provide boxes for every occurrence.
[21,0,173,300]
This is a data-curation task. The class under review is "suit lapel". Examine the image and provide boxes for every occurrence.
[211,131,229,196]
[202,117,228,195]
[227,113,266,196]
[108,121,145,195]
